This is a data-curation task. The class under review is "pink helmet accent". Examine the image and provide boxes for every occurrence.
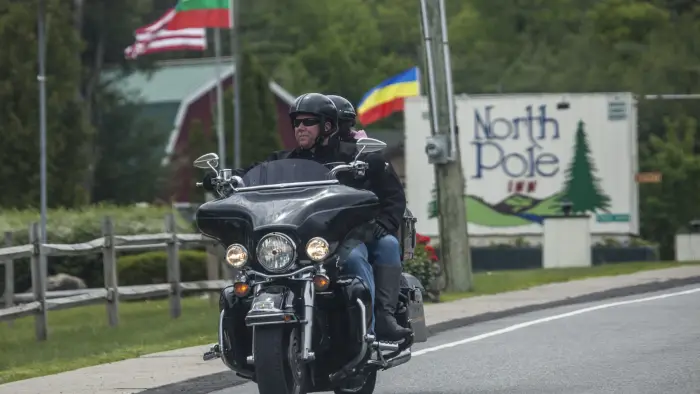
[351,129,368,139]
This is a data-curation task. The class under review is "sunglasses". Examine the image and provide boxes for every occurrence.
[293,118,321,128]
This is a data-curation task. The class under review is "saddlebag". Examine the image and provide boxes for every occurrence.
[399,273,429,343]
[398,207,417,261]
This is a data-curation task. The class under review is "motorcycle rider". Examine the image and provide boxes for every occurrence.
[327,94,368,141]
[322,94,413,342]
[229,92,412,342]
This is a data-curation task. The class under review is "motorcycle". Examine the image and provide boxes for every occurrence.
[194,137,429,394]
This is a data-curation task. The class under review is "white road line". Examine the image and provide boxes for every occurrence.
[413,286,700,357]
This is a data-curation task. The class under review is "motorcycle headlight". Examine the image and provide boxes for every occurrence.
[225,244,248,268]
[306,237,329,262]
[256,233,296,272]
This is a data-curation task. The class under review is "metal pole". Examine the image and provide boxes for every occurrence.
[37,0,48,253]
[419,0,440,136]
[438,0,457,159]
[214,29,226,168]
[231,0,241,170]
[37,0,49,338]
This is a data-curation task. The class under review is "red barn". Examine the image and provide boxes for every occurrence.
[106,57,298,203]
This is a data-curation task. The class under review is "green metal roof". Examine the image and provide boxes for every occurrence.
[103,58,235,104]
[100,57,296,164]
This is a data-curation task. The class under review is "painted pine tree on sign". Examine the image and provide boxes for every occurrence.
[562,120,612,214]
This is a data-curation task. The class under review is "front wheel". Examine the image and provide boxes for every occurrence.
[334,370,377,394]
[253,325,308,394]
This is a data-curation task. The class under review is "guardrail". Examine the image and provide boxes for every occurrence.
[0,213,227,341]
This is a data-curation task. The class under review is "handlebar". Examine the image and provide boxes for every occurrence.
[196,161,368,198]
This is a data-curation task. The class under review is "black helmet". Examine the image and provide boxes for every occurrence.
[327,95,356,126]
[289,93,339,138]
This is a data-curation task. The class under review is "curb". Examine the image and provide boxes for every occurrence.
[140,276,700,394]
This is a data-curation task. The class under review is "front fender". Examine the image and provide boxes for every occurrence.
[245,285,301,327]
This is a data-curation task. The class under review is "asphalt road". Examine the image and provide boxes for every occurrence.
[202,285,700,394]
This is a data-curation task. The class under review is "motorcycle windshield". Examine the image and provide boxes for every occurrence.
[196,158,379,245]
[241,158,331,186]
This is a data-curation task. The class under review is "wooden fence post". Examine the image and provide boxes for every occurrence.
[165,213,181,319]
[29,222,48,341]
[205,243,220,307]
[102,216,119,327]
[2,232,14,327]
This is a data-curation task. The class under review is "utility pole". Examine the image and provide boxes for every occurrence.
[419,0,473,292]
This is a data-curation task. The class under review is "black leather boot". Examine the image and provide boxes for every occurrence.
[373,265,413,342]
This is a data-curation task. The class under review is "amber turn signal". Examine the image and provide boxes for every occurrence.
[313,274,330,291]
[233,282,250,297]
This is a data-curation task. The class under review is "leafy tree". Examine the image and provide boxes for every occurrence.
[180,119,217,204]
[90,88,169,204]
[639,115,700,259]
[76,0,162,197]
[0,0,93,209]
[562,121,612,214]
[223,46,282,169]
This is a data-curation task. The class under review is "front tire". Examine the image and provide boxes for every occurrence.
[253,325,308,394]
[334,370,377,394]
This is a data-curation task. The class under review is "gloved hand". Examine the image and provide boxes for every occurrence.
[371,220,389,240]
[202,171,217,192]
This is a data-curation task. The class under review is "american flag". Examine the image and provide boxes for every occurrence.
[124,8,207,59]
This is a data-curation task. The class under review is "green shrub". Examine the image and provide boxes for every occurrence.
[0,203,192,242]
[403,233,439,290]
[117,250,209,286]
[0,203,197,294]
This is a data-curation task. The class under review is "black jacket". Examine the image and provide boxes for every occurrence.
[232,139,406,235]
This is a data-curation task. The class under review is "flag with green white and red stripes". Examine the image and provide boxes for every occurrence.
[167,0,233,29]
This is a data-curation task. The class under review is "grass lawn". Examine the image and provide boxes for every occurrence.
[0,260,697,383]
[0,296,220,385]
[439,260,700,302]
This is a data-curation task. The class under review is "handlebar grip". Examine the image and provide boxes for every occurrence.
[196,182,203,187]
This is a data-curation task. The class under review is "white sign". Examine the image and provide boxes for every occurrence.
[404,93,639,237]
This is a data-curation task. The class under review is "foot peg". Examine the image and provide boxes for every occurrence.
[372,341,400,352]
[365,334,401,352]
[367,349,411,370]
[202,344,221,361]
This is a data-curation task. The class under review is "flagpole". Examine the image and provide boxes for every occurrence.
[231,0,241,170]
[213,28,226,168]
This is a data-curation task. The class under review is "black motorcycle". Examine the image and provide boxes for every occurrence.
[194,138,428,394]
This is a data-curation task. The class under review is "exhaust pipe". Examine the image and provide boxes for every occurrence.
[384,349,411,369]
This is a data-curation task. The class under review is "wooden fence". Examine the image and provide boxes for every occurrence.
[0,213,229,342]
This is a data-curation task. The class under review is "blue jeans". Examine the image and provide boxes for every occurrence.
[342,234,402,335]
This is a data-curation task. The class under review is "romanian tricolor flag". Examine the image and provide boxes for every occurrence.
[356,67,420,126]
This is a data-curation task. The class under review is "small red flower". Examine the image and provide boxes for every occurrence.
[429,254,438,261]
[425,245,435,253]
[416,233,431,244]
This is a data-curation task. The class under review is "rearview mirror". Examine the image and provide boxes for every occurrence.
[356,137,387,153]
[193,153,219,169]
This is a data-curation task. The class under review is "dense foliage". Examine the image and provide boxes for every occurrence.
[1,0,699,261]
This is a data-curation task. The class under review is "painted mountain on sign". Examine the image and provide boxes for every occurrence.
[465,193,564,227]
